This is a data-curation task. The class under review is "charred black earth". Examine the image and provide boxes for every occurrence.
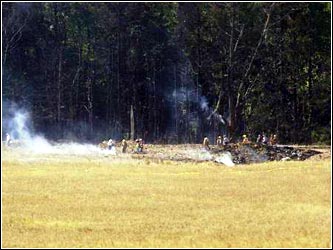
[210,143,322,164]
[132,143,323,165]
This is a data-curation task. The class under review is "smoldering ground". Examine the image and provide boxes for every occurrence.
[2,106,236,165]
[2,104,320,166]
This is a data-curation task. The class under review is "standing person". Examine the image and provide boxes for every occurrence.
[256,133,262,144]
[203,136,210,150]
[135,139,144,153]
[270,134,278,145]
[242,134,250,144]
[6,133,12,146]
[107,139,114,150]
[135,139,140,153]
[262,133,268,145]
[121,138,128,153]
[269,134,274,145]
[216,135,222,147]
[139,138,144,152]
[223,135,229,146]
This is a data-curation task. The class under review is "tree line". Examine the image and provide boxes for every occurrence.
[2,2,331,144]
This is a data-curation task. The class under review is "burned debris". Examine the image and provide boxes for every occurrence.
[96,138,322,165]
[211,143,322,164]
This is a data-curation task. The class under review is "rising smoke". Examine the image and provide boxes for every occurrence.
[4,107,236,166]
[165,51,228,143]
[200,96,226,125]
[215,152,235,167]
[4,109,53,153]
[3,107,108,155]
[186,147,235,167]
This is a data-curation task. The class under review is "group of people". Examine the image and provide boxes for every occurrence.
[243,133,278,145]
[216,135,230,147]
[107,138,128,153]
[202,134,230,150]
[256,133,277,145]
[106,138,145,154]
[203,132,278,150]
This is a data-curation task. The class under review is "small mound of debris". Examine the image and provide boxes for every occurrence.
[211,143,321,164]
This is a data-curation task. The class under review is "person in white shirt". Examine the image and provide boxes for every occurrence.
[262,133,268,144]
[6,133,12,146]
[107,139,114,150]
[223,135,229,146]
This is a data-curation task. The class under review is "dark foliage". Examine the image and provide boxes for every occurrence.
[2,2,331,144]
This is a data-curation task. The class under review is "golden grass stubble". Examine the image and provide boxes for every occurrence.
[1,151,331,248]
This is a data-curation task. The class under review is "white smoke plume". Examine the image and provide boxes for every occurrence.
[200,96,209,112]
[12,111,32,141]
[187,148,214,161]
[4,109,112,156]
[186,147,235,167]
[200,96,226,125]
[171,88,226,126]
[6,109,53,153]
[215,152,235,167]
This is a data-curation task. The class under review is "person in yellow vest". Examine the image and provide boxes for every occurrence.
[270,134,278,145]
[242,134,250,144]
[135,139,141,153]
[135,138,144,153]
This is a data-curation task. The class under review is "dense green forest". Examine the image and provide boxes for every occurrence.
[2,2,331,144]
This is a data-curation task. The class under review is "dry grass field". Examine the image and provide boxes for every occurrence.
[1,146,331,248]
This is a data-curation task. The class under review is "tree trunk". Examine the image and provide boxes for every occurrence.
[306,35,314,132]
[107,46,114,132]
[228,4,235,138]
[130,105,135,140]
[85,76,93,140]
[174,64,178,140]
[117,13,121,134]
[57,48,63,137]
[153,63,157,139]
[307,55,313,125]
